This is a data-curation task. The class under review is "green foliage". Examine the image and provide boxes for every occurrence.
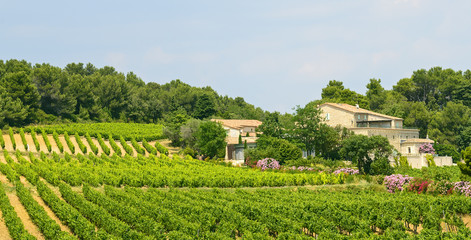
[0,182,36,240]
[142,139,157,155]
[120,136,133,155]
[398,156,410,168]
[52,130,63,153]
[179,118,201,149]
[131,137,145,155]
[248,136,302,165]
[434,143,460,163]
[0,129,4,149]
[74,132,87,154]
[30,122,164,141]
[458,146,471,177]
[108,134,121,156]
[8,127,15,150]
[195,121,227,159]
[426,154,436,167]
[63,132,75,154]
[193,93,216,119]
[289,104,323,155]
[41,129,52,152]
[370,157,394,175]
[15,181,75,239]
[340,134,393,174]
[19,128,27,150]
[155,141,169,155]
[85,132,99,155]
[30,129,40,151]
[96,133,110,156]
[59,183,148,239]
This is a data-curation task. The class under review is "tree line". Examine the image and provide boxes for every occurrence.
[0,59,267,127]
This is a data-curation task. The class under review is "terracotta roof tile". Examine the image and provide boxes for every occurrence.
[211,119,262,129]
[319,103,402,120]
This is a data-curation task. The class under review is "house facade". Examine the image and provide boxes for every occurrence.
[318,103,453,168]
[211,119,262,162]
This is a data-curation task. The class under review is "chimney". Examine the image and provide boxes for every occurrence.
[355,104,359,109]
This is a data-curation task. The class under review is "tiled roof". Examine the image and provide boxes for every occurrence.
[226,137,258,145]
[402,138,434,144]
[319,103,402,120]
[211,119,263,129]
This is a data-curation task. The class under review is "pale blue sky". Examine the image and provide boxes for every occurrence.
[1,0,471,113]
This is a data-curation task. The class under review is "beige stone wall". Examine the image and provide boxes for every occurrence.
[350,128,419,151]
[320,105,355,128]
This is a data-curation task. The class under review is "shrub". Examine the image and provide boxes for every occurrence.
[425,154,436,167]
[419,143,435,154]
[41,129,52,152]
[75,132,87,154]
[251,136,302,165]
[86,133,99,155]
[155,141,169,155]
[142,139,157,155]
[64,132,75,154]
[19,128,28,150]
[407,178,431,194]
[256,158,280,171]
[0,130,5,149]
[9,127,16,150]
[454,181,471,197]
[333,168,359,175]
[370,157,394,175]
[427,180,454,195]
[383,174,412,193]
[131,138,145,155]
[53,131,64,153]
[31,129,40,151]
[120,136,133,155]
[108,134,121,156]
[96,134,110,156]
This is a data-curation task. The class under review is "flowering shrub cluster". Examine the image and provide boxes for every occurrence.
[428,180,454,195]
[384,175,471,197]
[418,143,435,155]
[333,168,359,175]
[256,158,280,171]
[289,166,315,171]
[383,174,412,193]
[407,178,431,194]
[454,181,471,197]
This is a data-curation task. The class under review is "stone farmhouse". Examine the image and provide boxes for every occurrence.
[211,119,262,162]
[318,103,453,168]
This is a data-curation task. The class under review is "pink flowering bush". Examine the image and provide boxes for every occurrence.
[419,143,435,155]
[383,174,412,193]
[289,166,315,171]
[333,168,359,175]
[256,158,280,171]
[454,181,471,197]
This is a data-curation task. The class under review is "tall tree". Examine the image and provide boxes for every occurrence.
[290,104,323,155]
[195,121,227,159]
[366,78,386,111]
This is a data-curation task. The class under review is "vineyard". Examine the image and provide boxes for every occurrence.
[0,125,471,239]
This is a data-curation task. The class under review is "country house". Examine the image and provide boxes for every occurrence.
[318,103,453,168]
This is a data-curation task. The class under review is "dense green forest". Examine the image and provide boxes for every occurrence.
[308,67,471,154]
[0,59,266,127]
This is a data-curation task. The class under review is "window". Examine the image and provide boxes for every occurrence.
[326,113,330,120]
[364,115,367,120]
[357,115,361,120]
[408,147,411,154]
